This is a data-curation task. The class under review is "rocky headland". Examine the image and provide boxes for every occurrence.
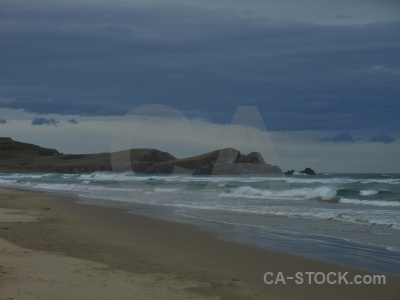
[0,137,284,175]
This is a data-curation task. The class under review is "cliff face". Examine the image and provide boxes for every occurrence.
[0,137,59,157]
[0,137,110,173]
[181,148,281,175]
[128,148,282,175]
[0,137,282,175]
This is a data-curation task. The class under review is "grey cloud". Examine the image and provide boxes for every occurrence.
[0,119,7,124]
[68,118,78,124]
[317,133,397,144]
[317,132,355,143]
[31,117,60,126]
[368,134,396,144]
[0,1,399,131]
[0,99,124,116]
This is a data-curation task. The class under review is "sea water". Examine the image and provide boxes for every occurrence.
[1,172,399,275]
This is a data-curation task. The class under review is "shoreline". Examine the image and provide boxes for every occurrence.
[78,195,400,276]
[0,188,399,299]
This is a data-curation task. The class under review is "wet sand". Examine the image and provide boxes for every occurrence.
[0,188,399,299]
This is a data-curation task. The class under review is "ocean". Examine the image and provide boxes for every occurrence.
[1,172,399,275]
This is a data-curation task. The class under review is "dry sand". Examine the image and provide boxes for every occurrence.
[0,188,399,299]
[0,191,216,300]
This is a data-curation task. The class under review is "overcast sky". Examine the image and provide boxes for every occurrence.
[1,0,399,172]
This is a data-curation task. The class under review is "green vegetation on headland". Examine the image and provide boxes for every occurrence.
[0,137,284,175]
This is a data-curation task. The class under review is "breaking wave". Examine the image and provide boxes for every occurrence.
[340,198,400,207]
[221,186,399,207]
[220,186,337,200]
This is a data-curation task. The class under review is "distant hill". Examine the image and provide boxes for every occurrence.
[0,137,283,175]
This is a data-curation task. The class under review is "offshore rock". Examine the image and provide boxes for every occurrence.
[284,170,295,175]
[300,167,316,175]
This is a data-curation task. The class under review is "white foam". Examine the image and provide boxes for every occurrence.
[61,174,77,178]
[335,211,400,230]
[76,172,167,182]
[154,188,179,193]
[0,173,53,179]
[221,186,337,200]
[359,190,379,196]
[209,205,400,231]
[1,172,399,234]
[0,179,17,184]
[285,177,358,185]
[360,179,400,185]
[293,171,305,175]
[340,198,400,207]
[178,176,274,183]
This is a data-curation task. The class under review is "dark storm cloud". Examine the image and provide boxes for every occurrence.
[0,119,7,124]
[31,117,60,126]
[1,1,399,131]
[67,118,78,124]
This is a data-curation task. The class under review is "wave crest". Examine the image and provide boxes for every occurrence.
[221,186,337,200]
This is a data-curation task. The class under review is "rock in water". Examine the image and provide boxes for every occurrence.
[300,167,316,175]
[284,170,295,175]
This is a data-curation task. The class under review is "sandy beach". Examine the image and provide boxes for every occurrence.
[0,188,399,299]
